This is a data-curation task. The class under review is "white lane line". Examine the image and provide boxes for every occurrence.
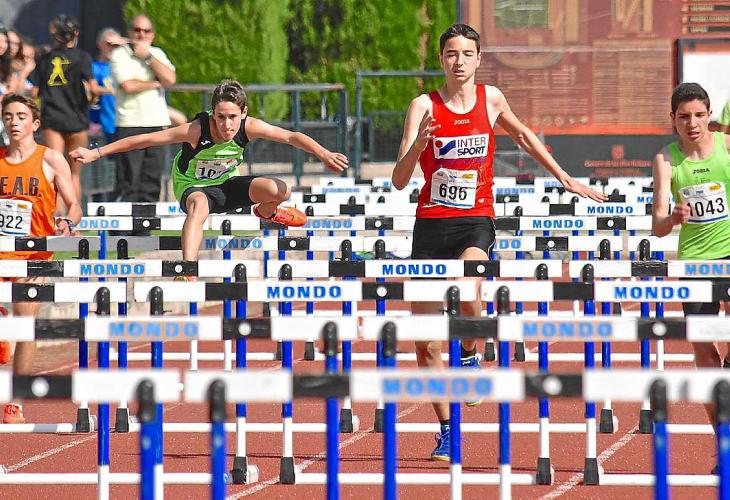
[227,403,423,499]
[538,424,639,500]
[5,433,97,471]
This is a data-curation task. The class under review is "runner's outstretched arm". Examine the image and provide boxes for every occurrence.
[245,117,348,173]
[69,121,199,164]
[492,88,607,202]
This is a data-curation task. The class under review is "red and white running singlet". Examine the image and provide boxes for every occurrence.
[416,84,496,219]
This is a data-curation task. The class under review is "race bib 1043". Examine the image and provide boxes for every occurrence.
[430,168,477,209]
[0,199,32,236]
[680,181,728,224]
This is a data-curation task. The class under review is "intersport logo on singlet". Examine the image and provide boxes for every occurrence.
[433,134,489,159]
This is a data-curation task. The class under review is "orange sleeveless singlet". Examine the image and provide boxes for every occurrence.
[0,145,56,260]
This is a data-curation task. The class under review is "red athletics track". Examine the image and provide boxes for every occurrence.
[0,299,720,499]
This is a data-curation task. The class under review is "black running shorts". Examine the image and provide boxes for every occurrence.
[411,216,496,259]
[180,176,257,214]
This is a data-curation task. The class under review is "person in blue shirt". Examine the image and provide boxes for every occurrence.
[90,27,124,144]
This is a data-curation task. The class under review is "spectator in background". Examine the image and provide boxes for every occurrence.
[90,28,124,145]
[6,30,24,74]
[719,100,730,135]
[110,14,176,202]
[31,15,99,201]
[0,30,18,97]
[16,36,36,96]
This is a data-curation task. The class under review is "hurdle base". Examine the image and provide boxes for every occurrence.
[599,409,615,433]
[115,408,130,433]
[304,341,315,361]
[583,458,599,485]
[483,341,496,362]
[262,303,271,318]
[340,408,354,433]
[513,342,525,362]
[75,408,91,433]
[639,409,653,434]
[231,456,260,484]
[536,457,552,485]
[374,408,384,433]
[275,342,282,361]
[279,457,296,484]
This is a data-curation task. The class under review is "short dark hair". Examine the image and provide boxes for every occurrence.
[671,82,710,114]
[50,15,79,45]
[211,79,248,111]
[2,93,41,121]
[439,23,480,53]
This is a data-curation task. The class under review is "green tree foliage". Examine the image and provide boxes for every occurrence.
[286,0,456,117]
[123,0,289,119]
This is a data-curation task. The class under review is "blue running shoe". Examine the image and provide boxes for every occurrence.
[431,429,450,461]
[461,353,482,407]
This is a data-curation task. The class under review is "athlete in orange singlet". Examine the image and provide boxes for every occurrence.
[0,93,81,423]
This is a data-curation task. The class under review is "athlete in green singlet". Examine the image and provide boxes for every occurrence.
[652,83,730,445]
[71,79,348,261]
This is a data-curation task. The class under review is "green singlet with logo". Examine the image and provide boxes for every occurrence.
[670,131,730,259]
[171,111,249,200]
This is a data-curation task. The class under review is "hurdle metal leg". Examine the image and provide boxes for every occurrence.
[148,288,166,499]
[340,270,356,433]
[513,246,526,362]
[715,381,730,499]
[231,264,258,484]
[209,380,227,500]
[582,267,599,485]
[324,323,340,500]
[279,264,296,484]
[373,240,387,432]
[115,239,130,433]
[77,239,92,433]
[381,322,397,500]
[496,286,512,500]
[138,380,156,500]
[599,295,614,433]
[651,380,669,500]
[223,220,234,372]
[97,289,111,500]
[638,241,653,434]
[532,263,552,484]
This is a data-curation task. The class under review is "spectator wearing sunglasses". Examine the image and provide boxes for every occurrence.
[109,14,176,202]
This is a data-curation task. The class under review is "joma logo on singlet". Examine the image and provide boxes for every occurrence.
[433,134,489,159]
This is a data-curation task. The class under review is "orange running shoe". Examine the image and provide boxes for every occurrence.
[253,205,307,227]
[0,305,9,365]
[3,403,25,424]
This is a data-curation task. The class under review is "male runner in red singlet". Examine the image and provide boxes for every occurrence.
[392,24,607,460]
[0,93,81,423]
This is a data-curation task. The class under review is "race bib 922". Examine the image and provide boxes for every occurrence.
[0,199,32,236]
